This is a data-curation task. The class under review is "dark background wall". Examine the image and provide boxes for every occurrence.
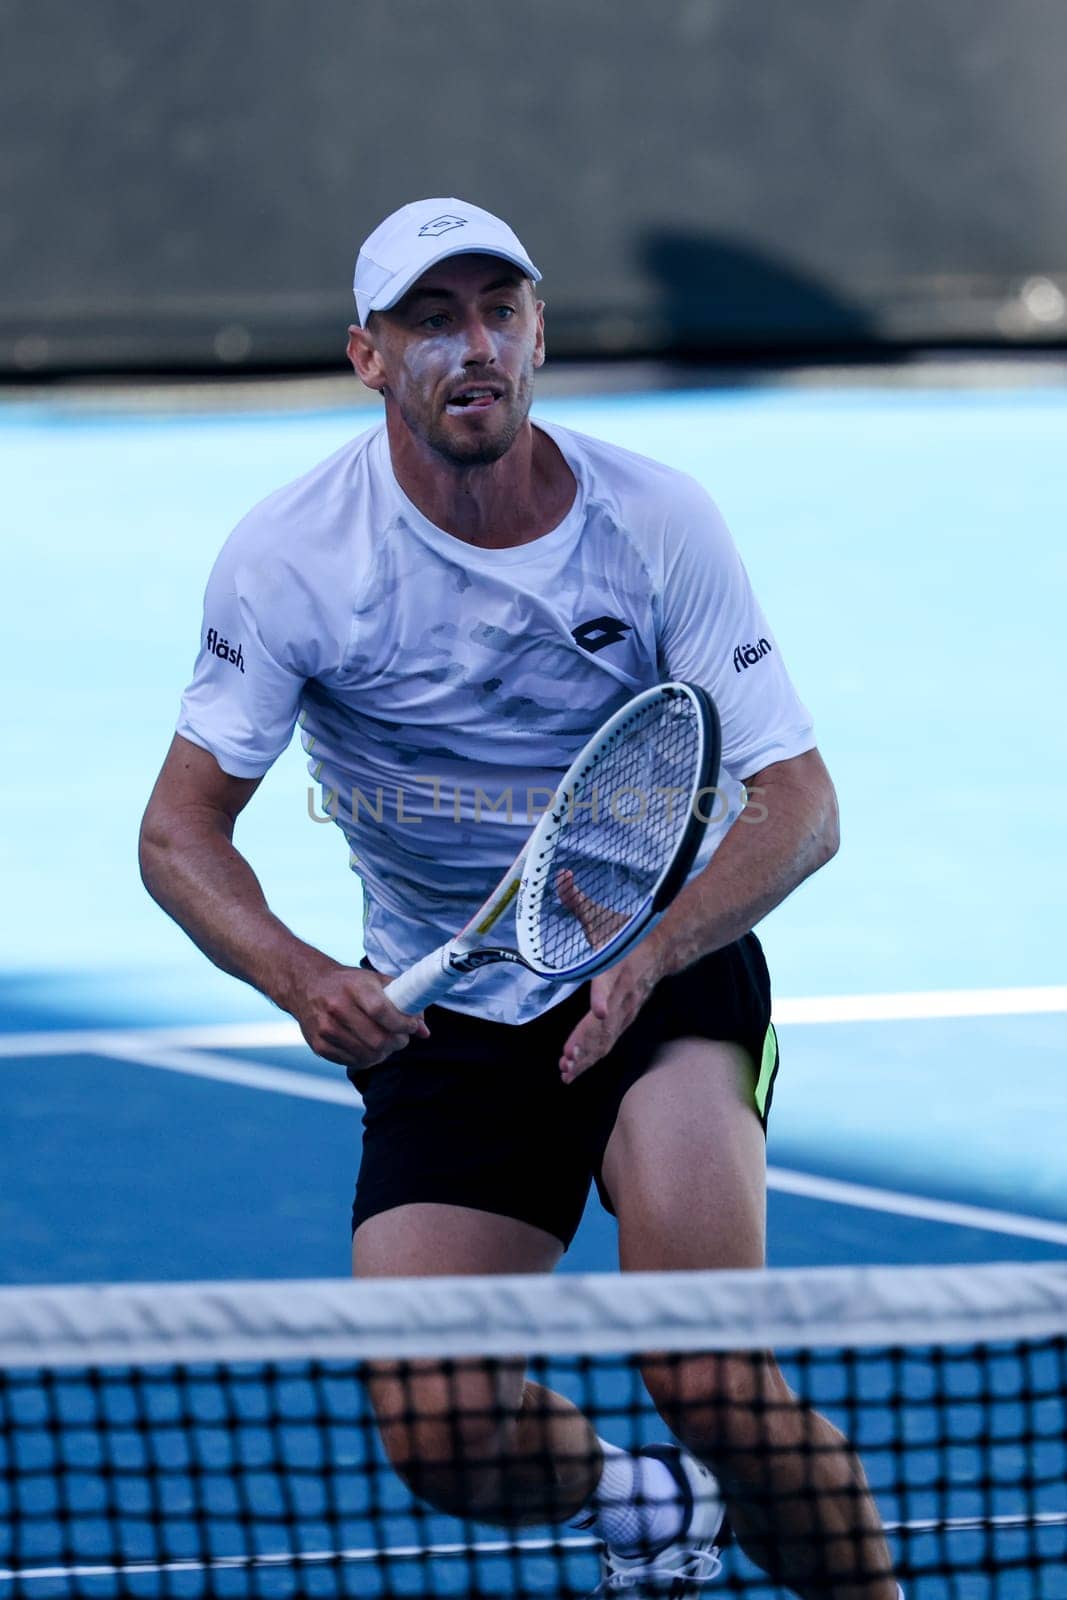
[2,0,1066,375]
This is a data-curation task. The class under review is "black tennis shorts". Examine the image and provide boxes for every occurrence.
[351,932,778,1250]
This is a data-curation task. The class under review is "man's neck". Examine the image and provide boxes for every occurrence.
[385,415,576,549]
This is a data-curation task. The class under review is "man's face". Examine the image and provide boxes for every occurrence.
[348,255,545,467]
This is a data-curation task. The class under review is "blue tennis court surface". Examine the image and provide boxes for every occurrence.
[1,374,1065,1597]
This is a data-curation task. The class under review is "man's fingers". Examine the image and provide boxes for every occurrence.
[556,869,600,944]
[559,950,662,1085]
[299,969,429,1071]
[559,1010,610,1084]
[560,1036,598,1084]
[555,869,628,951]
[556,868,581,912]
[309,1019,409,1068]
[589,974,611,1020]
[558,969,635,1082]
[559,1031,586,1084]
[362,983,426,1036]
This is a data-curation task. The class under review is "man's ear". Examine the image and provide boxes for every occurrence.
[532,300,546,370]
[347,323,387,393]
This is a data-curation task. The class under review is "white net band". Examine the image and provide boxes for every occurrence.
[2,1260,1065,1370]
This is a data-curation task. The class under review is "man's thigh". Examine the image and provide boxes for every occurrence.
[602,1038,768,1272]
[353,1201,563,1278]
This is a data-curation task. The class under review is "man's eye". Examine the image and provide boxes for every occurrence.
[494,305,516,320]
[422,313,449,330]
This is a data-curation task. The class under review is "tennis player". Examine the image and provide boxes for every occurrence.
[140,198,902,1598]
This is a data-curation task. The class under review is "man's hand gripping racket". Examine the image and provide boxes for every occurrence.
[384,682,721,1016]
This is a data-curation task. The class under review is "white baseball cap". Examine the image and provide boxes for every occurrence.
[353,197,541,326]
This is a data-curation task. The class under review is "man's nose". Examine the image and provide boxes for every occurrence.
[460,315,495,366]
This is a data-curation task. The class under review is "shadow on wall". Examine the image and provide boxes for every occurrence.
[641,229,879,354]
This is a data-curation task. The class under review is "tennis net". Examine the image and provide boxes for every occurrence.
[1,1262,1064,1598]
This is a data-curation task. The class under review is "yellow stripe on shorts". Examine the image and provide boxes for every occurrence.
[754,1022,779,1120]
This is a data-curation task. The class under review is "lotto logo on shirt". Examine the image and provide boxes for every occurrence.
[732,638,772,672]
[205,628,245,673]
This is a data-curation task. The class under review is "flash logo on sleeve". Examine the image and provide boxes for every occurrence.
[732,638,772,672]
[206,627,245,673]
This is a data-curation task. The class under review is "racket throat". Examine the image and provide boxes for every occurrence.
[448,947,528,974]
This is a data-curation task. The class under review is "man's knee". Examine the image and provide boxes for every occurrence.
[366,1356,523,1515]
[641,1350,795,1462]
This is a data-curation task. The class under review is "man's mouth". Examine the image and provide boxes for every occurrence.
[445,386,504,415]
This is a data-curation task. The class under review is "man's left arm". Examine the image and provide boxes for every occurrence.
[558,747,839,1081]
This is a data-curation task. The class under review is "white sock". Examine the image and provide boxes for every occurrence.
[568,1440,687,1559]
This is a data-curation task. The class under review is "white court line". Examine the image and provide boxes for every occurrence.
[767,1167,1067,1248]
[4,1512,1065,1584]
[1,984,1065,1061]
[0,1018,303,1058]
[774,984,1067,1024]
[96,1041,356,1108]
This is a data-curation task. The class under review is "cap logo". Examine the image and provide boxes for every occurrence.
[418,214,468,238]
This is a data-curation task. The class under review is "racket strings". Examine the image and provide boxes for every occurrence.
[534,695,703,970]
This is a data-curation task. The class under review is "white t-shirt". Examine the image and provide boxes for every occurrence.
[177,419,814,1022]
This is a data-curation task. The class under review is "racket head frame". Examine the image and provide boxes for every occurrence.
[514,681,721,980]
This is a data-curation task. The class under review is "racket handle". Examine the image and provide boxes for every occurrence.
[383,947,460,1014]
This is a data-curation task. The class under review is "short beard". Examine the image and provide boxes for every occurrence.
[404,367,535,469]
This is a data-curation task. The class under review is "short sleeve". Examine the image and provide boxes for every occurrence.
[658,485,815,777]
[176,539,305,779]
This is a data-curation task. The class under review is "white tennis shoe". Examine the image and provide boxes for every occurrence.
[593,1443,727,1596]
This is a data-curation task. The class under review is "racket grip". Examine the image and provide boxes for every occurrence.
[383,947,459,1014]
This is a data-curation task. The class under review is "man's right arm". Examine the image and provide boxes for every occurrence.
[138,735,427,1074]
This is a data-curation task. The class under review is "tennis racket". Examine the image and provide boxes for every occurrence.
[384,681,721,1014]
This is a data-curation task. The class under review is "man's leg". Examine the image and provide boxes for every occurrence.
[354,1203,601,1524]
[602,1039,900,1600]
